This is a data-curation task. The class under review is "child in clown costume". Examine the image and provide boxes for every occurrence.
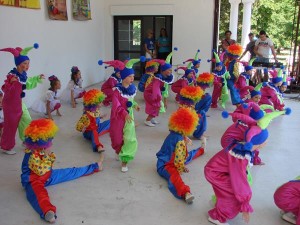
[156,107,205,204]
[143,56,175,127]
[235,58,256,100]
[208,50,229,108]
[223,44,244,106]
[274,175,300,225]
[182,49,201,78]
[195,72,214,113]
[205,108,290,225]
[31,75,62,120]
[171,66,196,103]
[108,57,145,172]
[76,89,110,153]
[138,60,159,93]
[100,63,122,106]
[21,119,103,223]
[178,85,207,144]
[259,67,285,111]
[0,43,44,155]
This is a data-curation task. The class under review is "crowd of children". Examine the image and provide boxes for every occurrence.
[0,42,298,225]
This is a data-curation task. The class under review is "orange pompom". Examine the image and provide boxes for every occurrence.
[197,72,214,84]
[227,44,243,57]
[169,108,199,136]
[180,86,204,103]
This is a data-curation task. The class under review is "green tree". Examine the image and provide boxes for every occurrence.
[219,0,296,49]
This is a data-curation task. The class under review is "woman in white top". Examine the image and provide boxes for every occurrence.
[31,75,62,120]
[61,66,86,108]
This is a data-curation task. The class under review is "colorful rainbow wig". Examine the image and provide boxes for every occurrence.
[145,61,159,73]
[83,89,106,111]
[24,119,59,150]
[179,86,204,106]
[196,72,214,89]
[169,108,199,136]
[227,44,243,58]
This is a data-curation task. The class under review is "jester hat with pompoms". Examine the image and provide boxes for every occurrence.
[168,107,199,136]
[183,49,201,67]
[207,49,225,67]
[98,57,146,80]
[83,89,106,111]
[24,118,59,150]
[154,47,178,72]
[222,107,291,152]
[0,43,39,66]
[179,86,204,106]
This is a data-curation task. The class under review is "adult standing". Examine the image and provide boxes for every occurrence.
[144,29,156,59]
[240,33,256,60]
[221,30,236,52]
[156,28,171,60]
[254,30,278,63]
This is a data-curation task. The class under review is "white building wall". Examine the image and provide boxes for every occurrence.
[0,0,214,107]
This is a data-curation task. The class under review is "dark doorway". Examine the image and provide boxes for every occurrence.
[114,16,173,79]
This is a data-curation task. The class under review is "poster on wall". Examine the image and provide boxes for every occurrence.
[46,0,68,20]
[0,0,40,9]
[72,0,91,21]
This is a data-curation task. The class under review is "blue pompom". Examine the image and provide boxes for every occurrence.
[244,142,253,151]
[104,66,108,69]
[285,107,291,115]
[242,103,248,109]
[183,61,186,64]
[22,84,26,90]
[140,56,146,62]
[173,47,178,51]
[280,65,285,70]
[221,111,229,119]
[126,101,133,108]
[212,49,216,53]
[197,49,200,52]
[33,43,39,49]
[262,82,268,87]
[20,92,25,98]
[98,60,103,65]
[161,86,166,92]
[207,59,211,63]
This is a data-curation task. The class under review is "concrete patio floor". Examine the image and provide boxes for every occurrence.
[0,83,299,225]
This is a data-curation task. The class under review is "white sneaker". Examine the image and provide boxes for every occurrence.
[2,149,16,155]
[45,210,56,223]
[208,216,230,225]
[282,212,296,225]
[151,118,160,124]
[185,192,194,204]
[121,166,128,173]
[144,120,155,127]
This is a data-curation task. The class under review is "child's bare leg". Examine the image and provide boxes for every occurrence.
[97,153,104,171]
[56,109,62,116]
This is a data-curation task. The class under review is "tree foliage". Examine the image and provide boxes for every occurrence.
[219,0,297,49]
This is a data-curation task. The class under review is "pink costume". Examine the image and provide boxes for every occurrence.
[1,75,23,150]
[171,78,190,102]
[144,74,173,117]
[235,73,251,100]
[205,148,253,223]
[212,75,223,107]
[259,83,284,111]
[274,177,300,225]
[101,74,121,106]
